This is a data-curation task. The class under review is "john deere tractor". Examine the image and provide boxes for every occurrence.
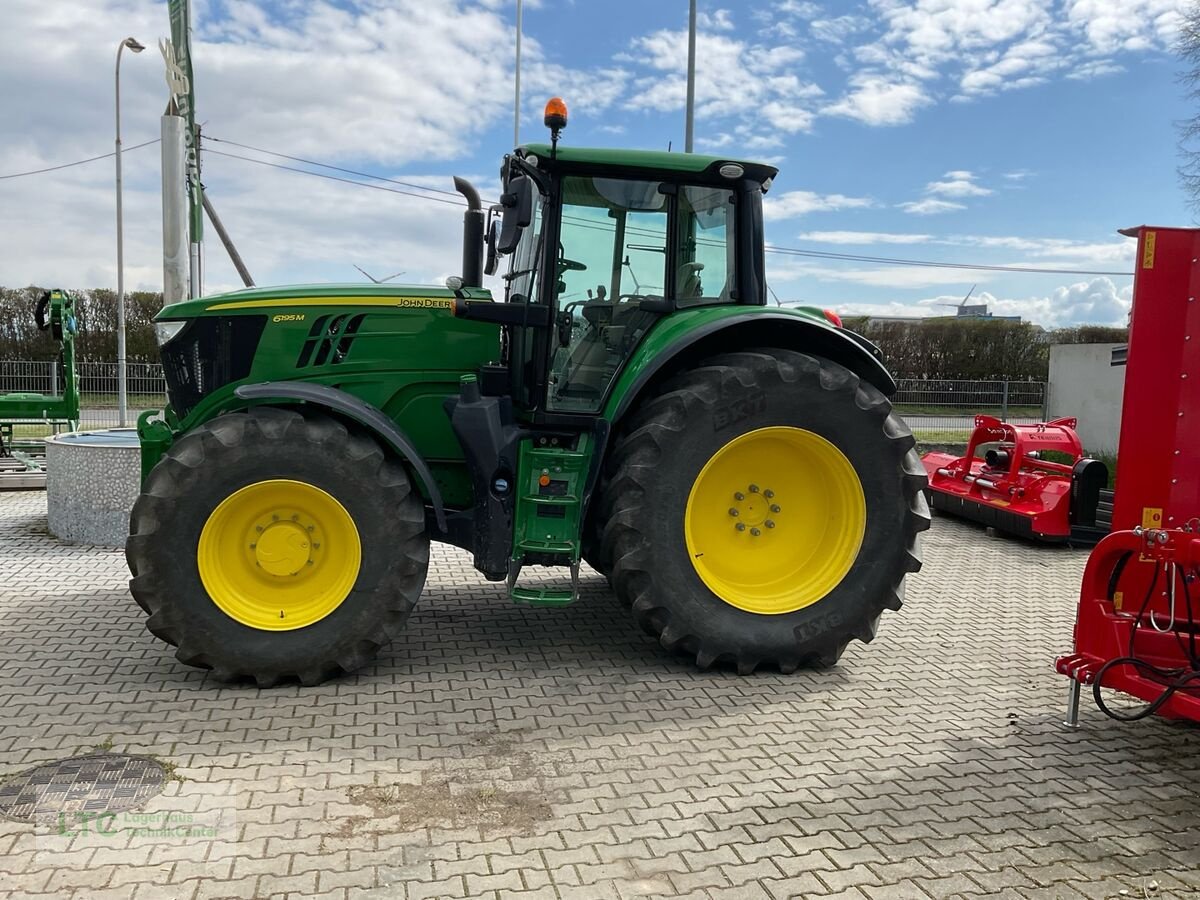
[128,101,929,685]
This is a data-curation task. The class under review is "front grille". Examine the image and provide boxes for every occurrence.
[161,315,266,418]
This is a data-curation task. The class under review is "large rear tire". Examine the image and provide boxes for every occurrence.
[126,407,428,686]
[597,348,929,673]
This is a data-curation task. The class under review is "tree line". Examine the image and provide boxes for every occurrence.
[837,318,1127,381]
[0,286,162,362]
[0,285,1128,380]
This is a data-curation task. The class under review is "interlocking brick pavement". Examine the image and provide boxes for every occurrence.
[0,490,1197,899]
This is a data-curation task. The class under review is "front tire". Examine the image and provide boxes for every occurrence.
[126,407,428,686]
[598,348,929,673]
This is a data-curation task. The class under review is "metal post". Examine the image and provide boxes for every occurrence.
[1001,379,1009,422]
[202,193,254,287]
[49,360,58,397]
[685,0,696,153]
[115,37,144,428]
[514,0,523,148]
[1064,679,1081,729]
[161,115,190,304]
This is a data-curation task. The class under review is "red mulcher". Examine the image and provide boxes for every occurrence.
[1057,226,1200,725]
[922,416,1109,543]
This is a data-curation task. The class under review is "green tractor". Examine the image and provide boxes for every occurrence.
[127,103,929,685]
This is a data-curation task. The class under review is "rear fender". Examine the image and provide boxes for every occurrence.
[606,311,896,425]
[233,382,446,532]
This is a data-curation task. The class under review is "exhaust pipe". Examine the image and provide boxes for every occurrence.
[454,177,484,289]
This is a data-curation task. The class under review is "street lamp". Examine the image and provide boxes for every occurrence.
[115,36,144,428]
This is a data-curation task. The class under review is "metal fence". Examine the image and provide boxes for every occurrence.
[892,378,1048,445]
[0,359,167,432]
[2,361,1046,446]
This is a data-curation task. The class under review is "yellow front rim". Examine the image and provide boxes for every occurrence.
[197,479,362,631]
[684,426,866,615]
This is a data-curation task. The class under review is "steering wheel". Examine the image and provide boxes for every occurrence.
[557,241,587,275]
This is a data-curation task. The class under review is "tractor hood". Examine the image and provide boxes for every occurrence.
[156,282,493,321]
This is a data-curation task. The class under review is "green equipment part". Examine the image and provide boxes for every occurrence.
[127,102,929,686]
[1,290,79,460]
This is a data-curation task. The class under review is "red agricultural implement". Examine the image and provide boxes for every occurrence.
[922,416,1108,544]
[1057,226,1200,725]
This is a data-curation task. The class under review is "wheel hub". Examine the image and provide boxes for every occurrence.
[253,518,314,577]
[685,427,866,615]
[197,479,361,631]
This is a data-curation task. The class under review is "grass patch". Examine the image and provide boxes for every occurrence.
[895,404,1042,418]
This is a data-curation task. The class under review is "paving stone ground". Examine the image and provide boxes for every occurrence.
[0,490,1197,900]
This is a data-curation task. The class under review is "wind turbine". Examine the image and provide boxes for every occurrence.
[936,284,977,314]
[354,265,406,284]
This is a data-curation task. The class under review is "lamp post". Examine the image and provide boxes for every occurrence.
[514,0,523,148]
[685,0,696,152]
[115,36,144,428]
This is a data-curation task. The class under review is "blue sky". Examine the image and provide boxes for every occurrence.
[0,0,1192,325]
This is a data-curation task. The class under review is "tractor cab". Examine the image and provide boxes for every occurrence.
[458,99,777,419]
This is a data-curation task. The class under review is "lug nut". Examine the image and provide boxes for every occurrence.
[750,527,761,537]
[736,523,746,531]
[764,489,774,499]
[728,508,739,517]
[734,492,745,501]
[749,484,760,493]
[771,504,781,513]
[765,520,775,529]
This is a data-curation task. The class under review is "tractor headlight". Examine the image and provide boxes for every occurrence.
[155,320,188,347]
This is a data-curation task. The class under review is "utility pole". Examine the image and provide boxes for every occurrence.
[115,36,145,428]
[685,0,696,152]
[514,0,523,148]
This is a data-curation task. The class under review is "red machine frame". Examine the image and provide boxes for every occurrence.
[923,415,1106,542]
[1057,226,1200,725]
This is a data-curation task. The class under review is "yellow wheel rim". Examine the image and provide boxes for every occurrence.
[684,426,866,615]
[197,479,361,631]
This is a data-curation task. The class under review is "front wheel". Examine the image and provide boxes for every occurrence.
[126,407,428,686]
[597,348,929,673]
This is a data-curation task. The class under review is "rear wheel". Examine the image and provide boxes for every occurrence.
[126,407,428,686]
[597,348,929,673]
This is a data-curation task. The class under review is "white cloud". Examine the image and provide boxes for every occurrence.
[813,278,1133,327]
[822,74,930,126]
[795,229,1135,269]
[763,191,875,220]
[0,0,629,290]
[1064,0,1187,55]
[798,231,935,245]
[979,277,1133,326]
[925,170,993,198]
[625,20,822,142]
[810,15,874,45]
[898,198,967,215]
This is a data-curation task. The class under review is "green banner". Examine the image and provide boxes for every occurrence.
[166,0,203,245]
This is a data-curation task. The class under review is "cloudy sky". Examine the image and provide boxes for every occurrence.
[0,0,1193,326]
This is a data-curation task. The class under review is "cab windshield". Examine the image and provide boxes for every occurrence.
[501,171,739,413]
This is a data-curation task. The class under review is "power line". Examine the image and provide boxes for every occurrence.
[206,137,1131,278]
[205,135,466,199]
[763,245,1130,277]
[0,139,160,180]
[203,148,467,208]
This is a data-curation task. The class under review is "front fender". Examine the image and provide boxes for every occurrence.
[234,382,447,532]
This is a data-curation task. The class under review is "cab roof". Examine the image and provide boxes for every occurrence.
[518,143,778,184]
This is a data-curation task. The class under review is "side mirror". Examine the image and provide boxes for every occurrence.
[497,174,533,254]
[484,218,500,276]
